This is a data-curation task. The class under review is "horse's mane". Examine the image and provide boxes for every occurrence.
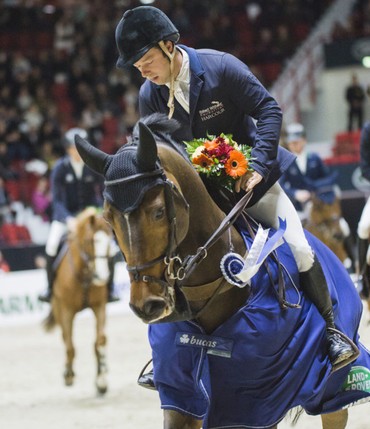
[123,113,190,163]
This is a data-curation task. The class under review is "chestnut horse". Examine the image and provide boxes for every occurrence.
[44,207,113,395]
[75,114,370,428]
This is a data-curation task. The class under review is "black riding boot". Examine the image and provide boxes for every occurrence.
[343,234,356,273]
[357,238,370,298]
[299,255,359,371]
[137,359,156,390]
[107,257,120,303]
[38,255,56,303]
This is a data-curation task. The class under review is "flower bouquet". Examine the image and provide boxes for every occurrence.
[184,133,254,191]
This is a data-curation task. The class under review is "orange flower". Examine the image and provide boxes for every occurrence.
[204,139,219,151]
[224,150,248,178]
[193,152,214,168]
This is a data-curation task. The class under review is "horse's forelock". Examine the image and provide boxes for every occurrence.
[129,113,180,148]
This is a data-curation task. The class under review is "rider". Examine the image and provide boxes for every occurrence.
[114,5,357,387]
[280,122,356,271]
[357,121,370,296]
[38,127,120,304]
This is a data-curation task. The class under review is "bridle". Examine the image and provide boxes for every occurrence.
[104,168,253,300]
[68,222,111,289]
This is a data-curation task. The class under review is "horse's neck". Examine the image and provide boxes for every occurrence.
[160,145,248,329]
[68,235,87,270]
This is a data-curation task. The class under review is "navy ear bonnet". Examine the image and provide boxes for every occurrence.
[103,144,165,213]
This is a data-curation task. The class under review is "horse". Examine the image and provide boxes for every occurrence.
[304,192,350,265]
[44,207,114,395]
[75,114,370,429]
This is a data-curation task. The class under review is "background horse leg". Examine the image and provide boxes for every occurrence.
[59,306,76,386]
[164,410,202,429]
[92,304,108,395]
[321,409,348,429]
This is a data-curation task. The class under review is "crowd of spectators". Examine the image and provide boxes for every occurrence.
[0,0,367,250]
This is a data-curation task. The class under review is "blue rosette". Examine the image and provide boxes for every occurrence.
[220,252,248,288]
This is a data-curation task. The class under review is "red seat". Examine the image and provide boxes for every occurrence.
[0,223,32,245]
[5,180,21,201]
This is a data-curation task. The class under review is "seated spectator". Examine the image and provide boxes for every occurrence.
[0,176,12,223]
[0,219,32,246]
[31,175,51,221]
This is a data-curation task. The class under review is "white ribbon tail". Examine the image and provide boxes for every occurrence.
[236,218,287,283]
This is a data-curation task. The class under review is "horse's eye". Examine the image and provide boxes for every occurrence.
[153,207,165,221]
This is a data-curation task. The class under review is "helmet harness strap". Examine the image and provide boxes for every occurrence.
[159,40,176,119]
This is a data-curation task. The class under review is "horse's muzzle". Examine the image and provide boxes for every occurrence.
[129,297,168,323]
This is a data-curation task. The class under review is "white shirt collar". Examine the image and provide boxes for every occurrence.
[165,47,190,113]
[175,46,190,84]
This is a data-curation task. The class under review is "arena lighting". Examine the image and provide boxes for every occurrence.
[362,56,370,68]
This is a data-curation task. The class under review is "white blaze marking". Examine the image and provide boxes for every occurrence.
[94,230,110,282]
[123,213,133,251]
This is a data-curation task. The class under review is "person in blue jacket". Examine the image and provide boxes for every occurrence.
[280,123,355,270]
[357,121,370,297]
[114,6,356,388]
[38,128,119,303]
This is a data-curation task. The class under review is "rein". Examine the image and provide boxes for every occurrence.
[179,190,253,283]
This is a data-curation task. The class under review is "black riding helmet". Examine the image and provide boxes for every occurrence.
[115,6,180,69]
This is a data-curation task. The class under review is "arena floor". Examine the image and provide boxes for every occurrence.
[1,300,369,429]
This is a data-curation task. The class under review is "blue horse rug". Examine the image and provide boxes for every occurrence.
[148,230,370,428]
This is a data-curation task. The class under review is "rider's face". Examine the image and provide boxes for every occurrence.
[287,138,306,155]
[134,43,172,85]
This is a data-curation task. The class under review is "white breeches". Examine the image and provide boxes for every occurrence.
[45,220,67,257]
[357,196,370,239]
[246,182,315,272]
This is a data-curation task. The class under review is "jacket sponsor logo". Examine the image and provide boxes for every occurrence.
[199,101,225,122]
[175,332,233,358]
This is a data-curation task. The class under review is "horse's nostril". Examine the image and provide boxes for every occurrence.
[129,298,167,321]
[143,298,166,318]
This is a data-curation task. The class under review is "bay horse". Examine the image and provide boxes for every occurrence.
[44,207,113,395]
[75,114,370,428]
[304,193,349,264]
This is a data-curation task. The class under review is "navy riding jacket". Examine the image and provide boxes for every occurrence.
[139,45,295,205]
[279,152,336,211]
[50,156,103,222]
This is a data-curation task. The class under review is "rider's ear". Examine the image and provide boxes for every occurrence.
[165,40,174,53]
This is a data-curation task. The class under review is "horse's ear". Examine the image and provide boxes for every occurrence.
[136,122,158,171]
[75,135,112,176]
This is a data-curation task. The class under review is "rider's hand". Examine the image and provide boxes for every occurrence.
[235,171,262,193]
[66,217,77,233]
[295,189,311,203]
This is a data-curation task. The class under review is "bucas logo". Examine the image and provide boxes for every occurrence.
[179,334,190,344]
[179,333,217,348]
[190,335,217,348]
